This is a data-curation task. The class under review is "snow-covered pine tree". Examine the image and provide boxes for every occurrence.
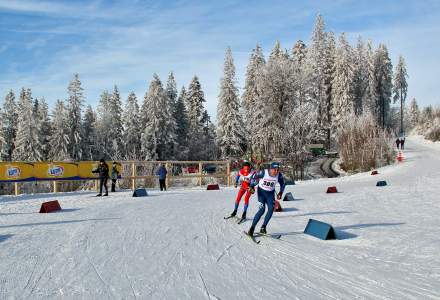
[353,37,368,116]
[255,41,293,157]
[49,100,71,161]
[13,88,41,161]
[363,40,379,118]
[201,110,217,160]
[108,85,124,159]
[1,90,18,161]
[304,14,331,141]
[331,33,355,133]
[82,105,98,160]
[242,44,266,155]
[140,74,168,160]
[164,72,178,159]
[96,90,112,159]
[174,87,190,160]
[35,98,51,161]
[123,92,141,159]
[393,55,408,135]
[217,47,246,158]
[407,98,420,129]
[323,31,336,145]
[374,44,393,128]
[66,73,84,160]
[186,75,206,159]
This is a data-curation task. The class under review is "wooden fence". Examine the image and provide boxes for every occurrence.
[0,161,231,196]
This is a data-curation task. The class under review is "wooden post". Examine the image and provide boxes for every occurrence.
[199,162,202,187]
[53,181,58,193]
[95,180,99,192]
[14,182,19,196]
[131,162,136,190]
[227,161,231,187]
[165,162,170,189]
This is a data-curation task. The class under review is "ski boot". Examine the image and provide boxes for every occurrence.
[260,225,267,234]
[248,226,255,236]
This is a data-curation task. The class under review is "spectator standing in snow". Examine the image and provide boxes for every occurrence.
[156,164,168,191]
[92,159,109,196]
[395,138,401,150]
[400,137,405,150]
[110,162,120,192]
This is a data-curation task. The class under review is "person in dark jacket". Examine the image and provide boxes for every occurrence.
[110,162,120,192]
[156,164,168,191]
[92,159,109,196]
[400,137,405,150]
[395,138,401,150]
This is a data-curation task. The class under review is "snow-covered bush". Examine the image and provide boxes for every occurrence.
[337,113,394,172]
[426,117,440,141]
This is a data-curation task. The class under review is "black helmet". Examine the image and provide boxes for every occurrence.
[243,161,251,167]
[100,158,105,163]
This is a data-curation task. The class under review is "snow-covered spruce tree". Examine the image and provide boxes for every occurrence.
[34,98,51,161]
[217,47,246,158]
[353,37,368,116]
[363,40,379,117]
[66,73,84,160]
[303,14,332,142]
[291,39,308,111]
[123,92,141,159]
[108,85,124,159]
[407,98,420,130]
[255,41,293,158]
[242,44,265,154]
[49,100,71,161]
[13,88,41,161]
[331,33,355,133]
[374,44,393,128]
[82,105,98,160]
[1,90,18,161]
[393,55,408,135]
[186,75,207,160]
[140,74,168,160]
[96,90,112,159]
[201,109,218,160]
[174,87,190,160]
[164,72,178,159]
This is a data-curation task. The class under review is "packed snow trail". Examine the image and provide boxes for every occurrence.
[1,136,439,299]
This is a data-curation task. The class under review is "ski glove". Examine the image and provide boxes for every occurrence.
[277,192,282,200]
[249,187,255,194]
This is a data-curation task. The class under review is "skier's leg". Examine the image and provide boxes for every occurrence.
[250,189,266,229]
[104,178,108,195]
[99,178,104,195]
[242,190,251,218]
[262,192,275,227]
[234,188,246,212]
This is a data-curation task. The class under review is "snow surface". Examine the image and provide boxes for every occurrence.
[1,137,439,299]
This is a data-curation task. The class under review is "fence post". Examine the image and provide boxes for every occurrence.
[199,162,202,187]
[165,162,170,189]
[14,182,19,196]
[131,162,136,190]
[95,180,99,192]
[53,181,58,193]
[227,161,231,187]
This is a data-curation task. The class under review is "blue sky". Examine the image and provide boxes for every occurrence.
[1,0,439,120]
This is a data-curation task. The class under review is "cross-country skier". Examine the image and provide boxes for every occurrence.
[228,162,255,222]
[247,162,286,236]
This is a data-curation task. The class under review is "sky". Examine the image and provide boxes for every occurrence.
[0,0,439,121]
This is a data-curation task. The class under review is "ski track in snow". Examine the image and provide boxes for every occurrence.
[1,136,440,299]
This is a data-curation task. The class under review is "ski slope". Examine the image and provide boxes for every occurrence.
[1,136,439,299]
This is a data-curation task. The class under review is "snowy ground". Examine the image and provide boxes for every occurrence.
[1,137,440,299]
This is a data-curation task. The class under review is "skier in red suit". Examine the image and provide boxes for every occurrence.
[228,162,255,221]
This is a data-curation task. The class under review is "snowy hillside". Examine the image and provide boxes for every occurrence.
[1,136,439,299]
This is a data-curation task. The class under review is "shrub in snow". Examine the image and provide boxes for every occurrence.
[338,113,394,172]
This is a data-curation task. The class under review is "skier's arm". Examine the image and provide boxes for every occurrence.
[250,170,265,188]
[277,173,286,199]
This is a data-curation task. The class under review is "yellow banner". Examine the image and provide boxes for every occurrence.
[0,162,35,182]
[78,161,100,179]
[33,162,79,180]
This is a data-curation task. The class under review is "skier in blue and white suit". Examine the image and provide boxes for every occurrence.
[247,162,286,236]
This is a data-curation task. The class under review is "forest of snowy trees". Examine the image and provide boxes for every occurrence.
[0,15,418,165]
[0,73,216,162]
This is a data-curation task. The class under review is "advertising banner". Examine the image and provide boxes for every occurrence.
[0,162,35,182]
[33,162,79,180]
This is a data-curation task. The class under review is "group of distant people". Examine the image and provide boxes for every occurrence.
[92,160,168,196]
[92,159,120,196]
[396,136,406,150]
